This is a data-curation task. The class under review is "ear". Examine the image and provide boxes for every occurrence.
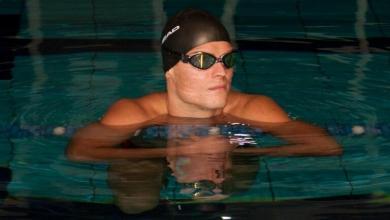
[165,68,175,80]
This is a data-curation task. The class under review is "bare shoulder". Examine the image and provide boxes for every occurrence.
[225,91,290,123]
[100,92,167,126]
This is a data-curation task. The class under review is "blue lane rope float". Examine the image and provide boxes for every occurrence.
[0,124,78,138]
[0,123,389,139]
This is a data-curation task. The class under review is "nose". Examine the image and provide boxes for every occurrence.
[212,61,227,77]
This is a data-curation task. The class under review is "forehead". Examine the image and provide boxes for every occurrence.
[187,41,233,55]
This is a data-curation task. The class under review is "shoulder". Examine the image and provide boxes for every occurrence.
[100,92,167,126]
[224,91,290,123]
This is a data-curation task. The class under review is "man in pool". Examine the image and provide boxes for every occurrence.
[67,8,342,161]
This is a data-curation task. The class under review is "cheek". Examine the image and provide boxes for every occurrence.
[174,68,206,91]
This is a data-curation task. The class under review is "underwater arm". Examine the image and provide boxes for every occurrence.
[229,96,343,157]
[233,120,343,156]
[66,122,168,162]
[66,98,170,162]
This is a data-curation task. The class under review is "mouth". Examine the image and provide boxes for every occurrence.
[208,85,227,91]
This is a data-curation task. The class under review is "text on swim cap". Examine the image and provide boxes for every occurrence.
[161,25,180,45]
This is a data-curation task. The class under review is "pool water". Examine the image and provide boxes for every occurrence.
[1,0,390,218]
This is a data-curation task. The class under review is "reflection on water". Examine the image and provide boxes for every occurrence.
[64,115,342,213]
[108,159,164,214]
[108,154,261,214]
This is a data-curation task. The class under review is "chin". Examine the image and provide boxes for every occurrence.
[204,99,227,110]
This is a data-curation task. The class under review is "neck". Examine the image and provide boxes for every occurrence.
[168,102,223,118]
[167,94,223,118]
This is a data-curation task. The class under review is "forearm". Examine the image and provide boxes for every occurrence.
[66,144,167,162]
[66,122,152,162]
[231,120,343,157]
[233,142,342,157]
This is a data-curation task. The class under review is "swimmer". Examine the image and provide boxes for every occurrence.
[67,8,342,161]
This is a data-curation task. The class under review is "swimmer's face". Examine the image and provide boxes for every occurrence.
[166,41,234,116]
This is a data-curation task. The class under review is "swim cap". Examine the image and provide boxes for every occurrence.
[160,8,231,72]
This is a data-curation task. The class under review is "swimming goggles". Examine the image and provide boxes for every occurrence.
[164,47,237,70]
[182,51,237,70]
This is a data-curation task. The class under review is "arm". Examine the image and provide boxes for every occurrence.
[66,122,168,162]
[229,95,343,156]
[234,120,343,156]
[66,98,167,162]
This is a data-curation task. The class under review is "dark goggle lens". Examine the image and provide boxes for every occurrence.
[187,51,237,70]
[222,52,236,68]
[189,53,216,70]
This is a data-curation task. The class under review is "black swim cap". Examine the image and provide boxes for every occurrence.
[160,8,231,72]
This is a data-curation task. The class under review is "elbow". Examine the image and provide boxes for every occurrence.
[332,145,343,156]
[65,145,82,161]
[65,143,92,162]
[304,138,343,156]
[323,142,343,156]
[326,146,343,156]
